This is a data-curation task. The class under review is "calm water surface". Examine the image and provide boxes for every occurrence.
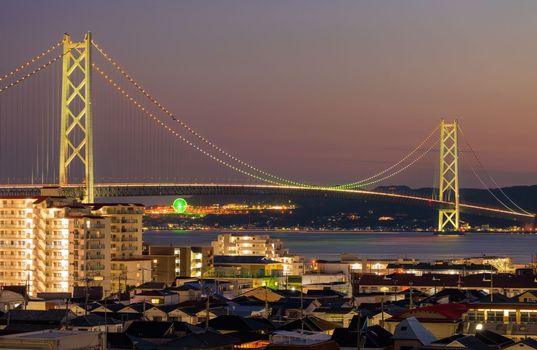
[143,231,537,263]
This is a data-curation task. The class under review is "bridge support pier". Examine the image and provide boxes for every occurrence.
[437,119,460,232]
[59,33,94,203]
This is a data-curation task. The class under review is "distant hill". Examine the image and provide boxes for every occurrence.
[145,185,536,230]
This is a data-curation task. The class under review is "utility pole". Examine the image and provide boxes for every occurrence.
[409,282,414,309]
[84,277,92,315]
[356,311,362,350]
[381,290,386,328]
[104,296,108,343]
[300,282,304,332]
[205,286,210,331]
[490,273,494,303]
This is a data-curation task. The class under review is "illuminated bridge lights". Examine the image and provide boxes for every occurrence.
[0,183,534,220]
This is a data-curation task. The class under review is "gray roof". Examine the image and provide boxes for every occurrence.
[136,282,167,289]
[392,317,436,345]
[70,314,121,327]
[449,336,491,350]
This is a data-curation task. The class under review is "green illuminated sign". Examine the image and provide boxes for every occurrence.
[172,198,188,214]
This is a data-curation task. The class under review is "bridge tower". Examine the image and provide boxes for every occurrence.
[437,119,460,232]
[58,33,94,203]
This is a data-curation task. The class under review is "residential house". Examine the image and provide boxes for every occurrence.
[385,303,468,339]
[391,317,437,350]
[131,290,179,305]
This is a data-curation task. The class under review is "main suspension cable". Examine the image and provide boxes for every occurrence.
[0,53,63,94]
[92,40,446,190]
[349,135,439,189]
[458,126,530,215]
[93,63,301,186]
[0,41,61,82]
[92,40,309,188]
[335,126,439,189]
[459,152,516,213]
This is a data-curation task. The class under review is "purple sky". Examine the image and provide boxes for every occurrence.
[1,1,536,187]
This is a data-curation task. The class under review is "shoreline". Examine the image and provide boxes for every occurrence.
[143,227,535,234]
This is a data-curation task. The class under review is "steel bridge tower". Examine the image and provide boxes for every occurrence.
[438,119,460,232]
[59,33,94,203]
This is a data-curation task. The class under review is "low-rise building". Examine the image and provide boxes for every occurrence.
[213,256,284,282]
[147,245,213,283]
[353,273,537,297]
[463,302,537,339]
[111,257,153,293]
[212,234,303,276]
[385,303,468,339]
[0,330,105,350]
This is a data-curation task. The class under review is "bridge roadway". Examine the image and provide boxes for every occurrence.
[0,183,534,221]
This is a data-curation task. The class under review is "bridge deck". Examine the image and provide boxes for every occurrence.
[0,183,533,220]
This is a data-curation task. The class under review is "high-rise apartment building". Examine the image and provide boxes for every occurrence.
[91,204,144,293]
[0,197,144,296]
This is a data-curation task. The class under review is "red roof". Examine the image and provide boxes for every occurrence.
[391,303,468,322]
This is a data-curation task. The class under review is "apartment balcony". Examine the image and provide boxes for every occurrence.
[85,265,105,271]
[86,253,105,260]
[0,245,27,250]
[0,224,31,229]
[0,235,31,241]
[47,276,68,282]
[0,204,30,209]
[87,244,106,250]
[46,245,68,250]
[120,237,138,242]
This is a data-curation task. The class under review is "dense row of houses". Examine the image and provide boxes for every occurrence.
[2,271,537,349]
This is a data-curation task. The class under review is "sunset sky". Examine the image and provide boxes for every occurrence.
[1,1,536,187]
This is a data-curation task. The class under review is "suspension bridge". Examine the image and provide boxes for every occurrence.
[0,33,534,232]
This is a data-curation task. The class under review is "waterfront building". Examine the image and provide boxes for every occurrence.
[353,273,537,297]
[315,256,419,276]
[386,262,497,276]
[316,255,503,280]
[211,233,303,276]
[0,196,144,296]
[451,256,513,273]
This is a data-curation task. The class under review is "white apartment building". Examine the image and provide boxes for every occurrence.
[69,214,111,294]
[91,204,144,293]
[211,234,303,276]
[0,197,144,296]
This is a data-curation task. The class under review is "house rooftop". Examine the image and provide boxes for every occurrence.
[213,256,280,265]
